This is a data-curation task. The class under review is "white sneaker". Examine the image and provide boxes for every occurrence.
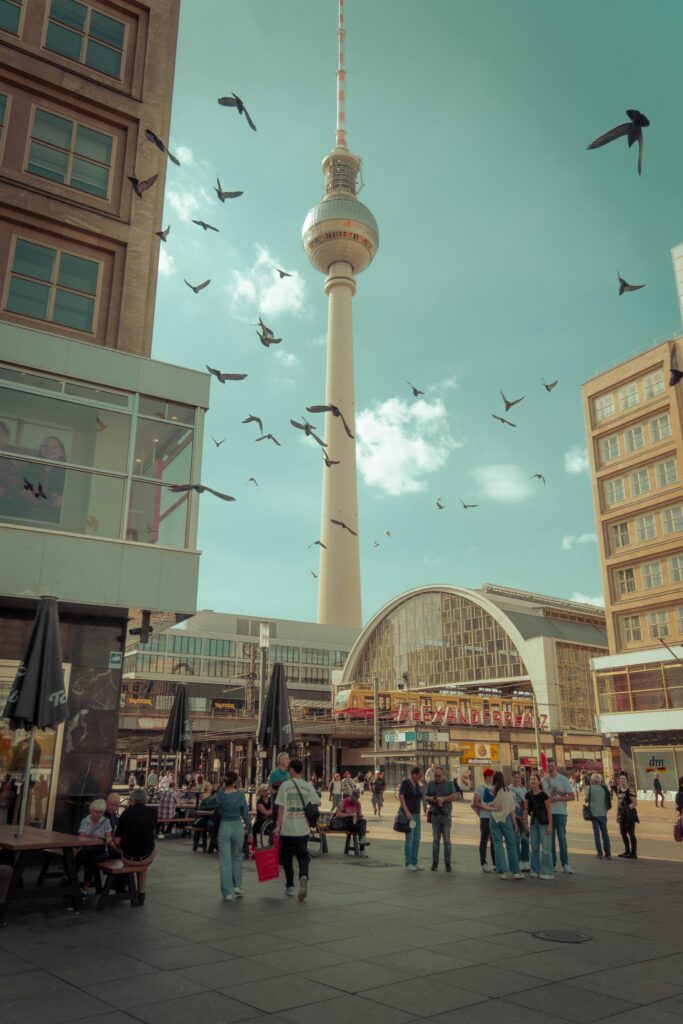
[529,871,540,878]
[539,873,554,880]
[298,877,308,902]
[513,873,524,879]
[521,861,531,872]
[285,886,295,896]
[233,887,242,898]
[223,894,234,901]
[501,873,512,879]
[414,865,424,871]
[481,864,494,873]
[562,865,574,875]
[406,865,417,872]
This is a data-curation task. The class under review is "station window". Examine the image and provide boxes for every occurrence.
[45,0,125,79]
[621,615,642,643]
[5,238,99,332]
[28,107,113,198]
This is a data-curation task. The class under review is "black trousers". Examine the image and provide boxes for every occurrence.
[619,820,637,855]
[479,818,495,866]
[76,847,108,884]
[280,835,310,888]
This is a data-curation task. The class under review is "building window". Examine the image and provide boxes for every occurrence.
[624,425,644,453]
[677,607,683,634]
[0,93,7,144]
[630,468,650,497]
[0,0,22,34]
[28,108,113,199]
[648,610,669,639]
[599,435,620,462]
[649,413,671,443]
[618,383,639,411]
[642,370,664,400]
[5,238,99,332]
[610,522,630,549]
[616,568,636,595]
[655,459,677,488]
[669,555,683,583]
[621,615,642,643]
[604,477,625,506]
[45,0,125,79]
[663,505,683,535]
[635,514,656,543]
[641,561,663,589]
[594,393,615,422]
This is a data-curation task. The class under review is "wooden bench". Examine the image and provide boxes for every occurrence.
[156,816,195,837]
[316,824,370,857]
[94,859,142,909]
[191,827,218,853]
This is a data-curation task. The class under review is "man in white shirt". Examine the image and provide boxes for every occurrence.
[274,758,320,902]
[542,758,575,874]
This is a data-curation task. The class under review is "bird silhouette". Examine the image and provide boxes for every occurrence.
[256,433,281,446]
[308,539,327,549]
[23,479,47,499]
[500,390,525,411]
[529,473,546,485]
[436,498,445,510]
[206,366,248,383]
[384,530,392,537]
[492,414,516,427]
[155,225,170,242]
[274,266,292,279]
[587,109,649,176]
[459,499,479,509]
[290,419,327,447]
[618,272,645,296]
[144,128,180,166]
[217,93,257,131]
[128,172,158,198]
[373,540,380,548]
[407,381,424,397]
[247,477,259,486]
[310,570,319,578]
[192,219,219,232]
[257,331,281,347]
[166,483,235,501]
[331,518,357,536]
[253,317,275,338]
[214,177,243,202]
[242,414,263,433]
[542,378,558,392]
[323,452,340,468]
[184,279,211,294]
[670,343,683,387]
[306,404,354,439]
[211,436,226,447]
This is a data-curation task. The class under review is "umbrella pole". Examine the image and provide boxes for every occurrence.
[17,726,36,835]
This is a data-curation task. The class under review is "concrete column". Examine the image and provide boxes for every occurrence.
[318,261,361,628]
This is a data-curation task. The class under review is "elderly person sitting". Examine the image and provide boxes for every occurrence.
[113,787,157,904]
[76,798,112,895]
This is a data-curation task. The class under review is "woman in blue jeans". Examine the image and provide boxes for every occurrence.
[484,772,522,878]
[524,772,554,878]
[399,767,426,870]
[206,771,252,900]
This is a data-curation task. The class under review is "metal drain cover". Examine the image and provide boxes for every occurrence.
[533,930,592,944]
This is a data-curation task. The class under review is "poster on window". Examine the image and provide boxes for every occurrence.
[632,747,677,791]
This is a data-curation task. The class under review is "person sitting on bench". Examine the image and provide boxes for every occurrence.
[333,792,369,849]
[76,799,112,896]
[113,787,156,905]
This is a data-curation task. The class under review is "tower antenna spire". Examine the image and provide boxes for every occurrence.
[335,0,347,149]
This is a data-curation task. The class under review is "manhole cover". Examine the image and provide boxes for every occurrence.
[533,930,592,944]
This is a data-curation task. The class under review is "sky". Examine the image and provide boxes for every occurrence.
[151,0,683,623]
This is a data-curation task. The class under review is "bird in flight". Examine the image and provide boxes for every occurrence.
[242,414,263,433]
[192,219,219,232]
[274,266,292,279]
[257,330,281,347]
[308,539,327,549]
[587,109,649,176]
[436,498,445,510]
[407,381,424,397]
[128,172,158,198]
[184,279,211,294]
[290,418,327,447]
[618,272,645,296]
[310,570,319,579]
[492,414,516,427]
[384,530,392,538]
[256,433,281,446]
[500,390,524,412]
[166,483,235,501]
[214,177,243,202]
[253,317,275,338]
[211,436,226,447]
[373,540,380,548]
[206,366,248,383]
[23,479,47,499]
[247,477,259,486]
[323,452,340,468]
[331,518,357,536]
[218,93,257,131]
[460,499,479,509]
[144,128,180,166]
[670,343,683,387]
[155,225,170,242]
[529,473,546,485]
[306,404,354,439]
[542,378,558,392]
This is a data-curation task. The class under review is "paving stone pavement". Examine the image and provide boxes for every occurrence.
[2,826,683,1024]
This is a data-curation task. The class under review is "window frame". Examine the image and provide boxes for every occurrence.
[25,102,115,202]
[669,555,683,584]
[621,615,642,643]
[641,560,663,590]
[648,610,669,639]
[0,0,24,36]
[594,393,615,423]
[655,459,678,488]
[649,413,671,444]
[635,513,656,543]
[604,476,625,507]
[624,425,645,453]
[662,505,683,536]
[599,433,620,463]
[42,0,128,82]
[642,370,665,401]
[616,567,636,595]
[629,468,650,498]
[0,89,11,164]
[618,382,640,412]
[610,521,630,549]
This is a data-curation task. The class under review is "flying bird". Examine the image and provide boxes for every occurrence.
[144,128,180,166]
[384,530,392,538]
[256,433,281,446]
[166,483,235,501]
[274,266,292,279]
[492,414,516,427]
[247,477,259,486]
[306,404,354,439]
[155,225,170,242]
[460,499,479,509]
[184,278,210,294]
[331,518,357,536]
[128,172,158,198]
[529,473,546,485]
[217,93,257,131]
[407,381,424,397]
[211,436,226,448]
[323,452,340,468]
[257,330,281,347]
[618,272,645,296]
[290,419,327,447]
[670,343,683,387]
[308,539,327,549]
[373,541,380,548]
[500,390,525,412]
[587,109,649,176]
[310,570,319,579]
[192,219,219,232]
[542,378,558,392]
[23,479,47,499]
[436,498,445,510]
[242,414,263,433]
[206,366,248,383]
[253,317,275,338]
[214,177,243,202]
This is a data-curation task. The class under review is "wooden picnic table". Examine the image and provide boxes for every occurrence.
[0,825,103,922]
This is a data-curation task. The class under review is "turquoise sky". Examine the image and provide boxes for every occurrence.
[151,0,683,622]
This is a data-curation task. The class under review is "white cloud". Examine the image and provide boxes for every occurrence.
[429,375,458,393]
[230,244,308,319]
[561,532,597,551]
[472,464,533,503]
[571,592,605,607]
[564,446,589,474]
[158,248,176,277]
[174,144,195,166]
[166,186,213,224]
[274,350,298,367]
[356,396,460,496]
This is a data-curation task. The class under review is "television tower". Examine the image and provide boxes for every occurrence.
[302,0,379,628]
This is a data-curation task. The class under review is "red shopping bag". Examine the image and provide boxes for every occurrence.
[254,837,280,882]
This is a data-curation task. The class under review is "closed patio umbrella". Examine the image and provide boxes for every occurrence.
[257,662,293,753]
[161,684,192,780]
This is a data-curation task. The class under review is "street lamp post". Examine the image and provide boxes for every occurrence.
[373,676,380,773]
[255,621,270,786]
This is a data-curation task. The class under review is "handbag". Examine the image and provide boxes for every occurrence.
[582,805,593,821]
[292,779,319,826]
[674,817,683,843]
[393,810,411,833]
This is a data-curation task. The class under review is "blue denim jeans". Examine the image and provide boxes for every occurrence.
[404,815,421,866]
[489,815,520,874]
[515,814,529,864]
[551,814,569,867]
[218,819,243,896]
[529,819,553,876]
[591,815,611,857]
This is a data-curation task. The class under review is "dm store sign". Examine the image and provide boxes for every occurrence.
[633,748,676,791]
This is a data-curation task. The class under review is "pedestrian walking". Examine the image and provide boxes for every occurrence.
[483,772,522,879]
[509,770,530,871]
[206,771,252,900]
[341,771,357,798]
[584,772,612,859]
[542,758,575,874]
[329,772,342,810]
[653,772,664,808]
[156,781,178,837]
[426,764,456,872]
[274,758,320,901]
[524,772,553,879]
[399,766,427,871]
[371,771,386,817]
[472,768,496,873]
[616,771,639,859]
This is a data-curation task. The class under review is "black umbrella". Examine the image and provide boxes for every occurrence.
[161,684,192,753]
[257,662,294,752]
[2,597,68,832]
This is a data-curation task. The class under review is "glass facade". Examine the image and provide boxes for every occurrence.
[595,661,683,714]
[28,108,113,198]
[45,0,125,79]
[555,642,602,732]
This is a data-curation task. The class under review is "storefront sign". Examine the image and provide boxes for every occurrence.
[460,742,499,764]
[632,747,678,791]
[211,700,236,714]
[520,756,539,766]
[395,702,547,730]
[125,695,154,708]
